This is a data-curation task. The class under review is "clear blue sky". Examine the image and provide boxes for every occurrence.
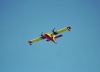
[0,0,100,72]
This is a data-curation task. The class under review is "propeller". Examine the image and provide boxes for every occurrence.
[38,32,43,37]
[41,32,43,36]
[52,28,55,32]
[40,32,46,39]
[52,28,58,35]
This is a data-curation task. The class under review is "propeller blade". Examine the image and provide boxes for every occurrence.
[52,28,55,32]
[40,32,43,36]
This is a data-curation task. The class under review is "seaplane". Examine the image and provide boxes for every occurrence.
[28,26,71,45]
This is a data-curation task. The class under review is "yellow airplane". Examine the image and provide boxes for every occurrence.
[28,26,71,45]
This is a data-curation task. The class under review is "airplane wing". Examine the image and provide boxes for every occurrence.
[57,27,68,34]
[28,37,43,45]
[51,26,71,35]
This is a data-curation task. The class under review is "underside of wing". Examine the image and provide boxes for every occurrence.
[57,27,68,34]
[51,27,68,36]
[28,37,43,45]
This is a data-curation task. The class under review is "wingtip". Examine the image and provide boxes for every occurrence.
[28,41,32,45]
[67,26,71,31]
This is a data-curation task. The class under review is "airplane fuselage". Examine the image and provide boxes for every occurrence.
[44,33,56,43]
[28,26,71,45]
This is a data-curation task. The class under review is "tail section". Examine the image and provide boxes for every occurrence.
[53,36,56,43]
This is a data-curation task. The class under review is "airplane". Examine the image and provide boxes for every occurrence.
[28,26,71,45]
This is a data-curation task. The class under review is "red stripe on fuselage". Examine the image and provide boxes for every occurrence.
[44,33,55,42]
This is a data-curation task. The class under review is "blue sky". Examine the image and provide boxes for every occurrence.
[0,0,100,72]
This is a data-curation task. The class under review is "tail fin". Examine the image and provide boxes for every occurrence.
[53,36,56,43]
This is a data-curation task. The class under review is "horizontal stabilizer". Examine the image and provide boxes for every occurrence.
[55,35,63,38]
